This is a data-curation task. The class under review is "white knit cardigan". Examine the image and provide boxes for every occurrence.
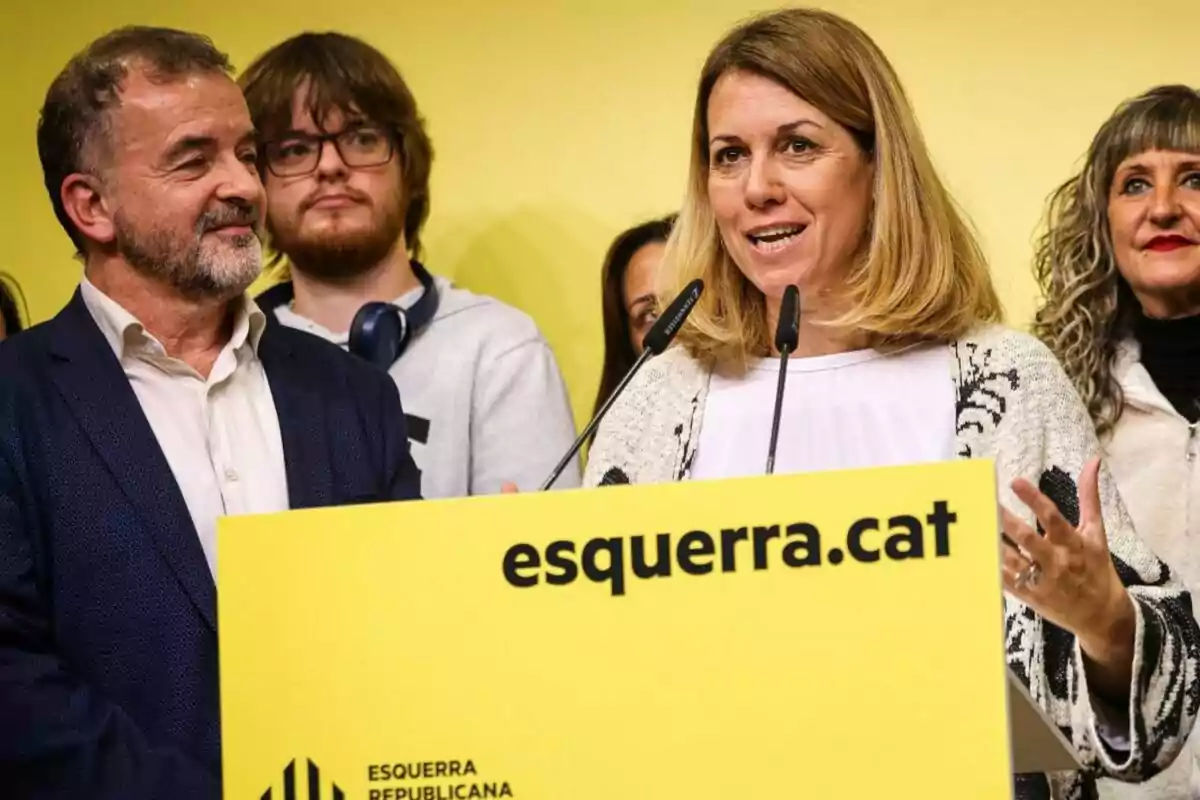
[583,324,1200,800]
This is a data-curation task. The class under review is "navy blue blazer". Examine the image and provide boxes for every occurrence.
[0,291,422,799]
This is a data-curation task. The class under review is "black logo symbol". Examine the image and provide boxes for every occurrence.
[261,758,344,800]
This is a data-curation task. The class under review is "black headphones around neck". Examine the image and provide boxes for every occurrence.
[256,260,440,370]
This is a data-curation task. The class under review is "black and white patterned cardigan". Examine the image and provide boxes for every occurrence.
[583,324,1200,799]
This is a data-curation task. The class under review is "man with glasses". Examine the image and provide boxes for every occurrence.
[241,32,580,498]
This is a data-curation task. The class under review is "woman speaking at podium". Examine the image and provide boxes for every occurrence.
[583,8,1200,799]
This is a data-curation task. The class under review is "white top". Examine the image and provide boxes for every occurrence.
[1098,341,1200,800]
[691,343,956,480]
[275,274,580,499]
[80,278,290,579]
[583,327,1195,797]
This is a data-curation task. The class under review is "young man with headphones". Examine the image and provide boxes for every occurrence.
[242,32,581,498]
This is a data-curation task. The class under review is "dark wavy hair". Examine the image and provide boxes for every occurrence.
[592,214,676,429]
[1033,84,1200,435]
[0,273,28,338]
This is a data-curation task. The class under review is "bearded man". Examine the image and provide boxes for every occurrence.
[0,26,421,798]
[243,32,580,498]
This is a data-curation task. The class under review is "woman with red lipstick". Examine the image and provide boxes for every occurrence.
[1035,84,1200,800]
[582,10,1200,800]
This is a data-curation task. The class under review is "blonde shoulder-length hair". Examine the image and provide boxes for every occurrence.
[662,7,1001,369]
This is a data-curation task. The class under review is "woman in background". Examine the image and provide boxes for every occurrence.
[1034,84,1200,800]
[583,9,1200,799]
[0,273,25,341]
[591,214,676,420]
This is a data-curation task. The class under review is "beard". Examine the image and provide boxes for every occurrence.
[114,202,264,301]
[268,187,406,282]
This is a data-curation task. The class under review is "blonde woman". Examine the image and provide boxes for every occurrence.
[1035,85,1200,800]
[583,9,1200,799]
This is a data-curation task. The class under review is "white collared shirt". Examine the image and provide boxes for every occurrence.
[80,278,290,579]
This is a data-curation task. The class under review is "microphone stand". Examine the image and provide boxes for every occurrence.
[539,347,653,491]
[765,285,800,476]
[765,343,791,476]
[538,278,705,491]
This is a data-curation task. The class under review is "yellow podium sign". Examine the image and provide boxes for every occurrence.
[219,459,1011,799]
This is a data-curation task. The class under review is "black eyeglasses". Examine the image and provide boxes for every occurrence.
[262,125,397,177]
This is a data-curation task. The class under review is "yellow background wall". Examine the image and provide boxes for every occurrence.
[1,1,1197,427]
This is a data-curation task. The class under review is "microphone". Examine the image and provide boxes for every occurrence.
[765,285,800,475]
[539,278,705,490]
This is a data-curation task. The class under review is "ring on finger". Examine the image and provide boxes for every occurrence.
[1015,559,1042,590]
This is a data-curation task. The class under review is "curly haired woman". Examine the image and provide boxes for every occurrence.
[1035,84,1200,800]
